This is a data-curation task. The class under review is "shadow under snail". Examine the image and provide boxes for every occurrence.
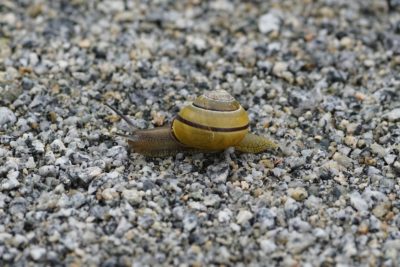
[106,90,277,157]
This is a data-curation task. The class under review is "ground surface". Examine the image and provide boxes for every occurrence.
[1,0,400,266]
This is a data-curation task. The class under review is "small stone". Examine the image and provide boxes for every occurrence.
[50,139,66,153]
[288,187,308,201]
[363,60,374,67]
[230,223,241,232]
[384,154,396,165]
[183,214,198,232]
[272,62,288,75]
[286,232,315,254]
[258,11,281,34]
[344,135,357,148]
[218,209,232,223]
[101,188,119,201]
[384,108,400,122]
[122,189,142,205]
[30,247,46,261]
[25,157,36,169]
[204,194,221,207]
[187,36,207,51]
[358,223,369,234]
[38,165,57,177]
[372,202,391,219]
[0,107,16,130]
[259,239,277,253]
[333,152,353,168]
[370,143,386,157]
[350,192,368,211]
[32,140,45,153]
[236,210,253,225]
[70,191,86,208]
[55,156,70,168]
[272,62,294,83]
[340,37,354,49]
[259,159,274,169]
[78,166,102,184]
[1,171,20,190]
[78,39,91,48]
[207,163,229,183]
[99,0,125,12]
[272,168,285,178]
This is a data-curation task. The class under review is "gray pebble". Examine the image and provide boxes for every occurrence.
[350,192,369,211]
[207,162,229,183]
[183,214,198,232]
[1,170,20,190]
[218,209,233,223]
[122,189,142,206]
[384,108,400,122]
[0,107,16,130]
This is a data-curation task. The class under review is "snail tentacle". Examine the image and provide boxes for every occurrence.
[105,103,137,130]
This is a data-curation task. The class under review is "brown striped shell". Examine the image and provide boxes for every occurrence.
[171,90,250,150]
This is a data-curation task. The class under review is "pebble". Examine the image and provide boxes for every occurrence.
[333,152,353,169]
[218,209,232,223]
[236,210,253,225]
[78,166,103,184]
[258,11,281,34]
[350,192,369,212]
[1,171,20,190]
[122,189,142,205]
[0,107,16,130]
[207,163,229,183]
[370,143,386,157]
[30,247,47,261]
[183,214,198,232]
[101,188,119,201]
[259,239,277,253]
[384,108,400,122]
[288,187,308,201]
[384,154,396,165]
[32,140,45,153]
[50,139,66,153]
[286,232,315,254]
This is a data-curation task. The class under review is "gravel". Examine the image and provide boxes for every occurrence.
[1,0,400,266]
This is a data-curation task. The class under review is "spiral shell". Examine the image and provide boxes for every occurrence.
[171,90,249,150]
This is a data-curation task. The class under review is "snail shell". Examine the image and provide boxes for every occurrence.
[107,90,277,157]
[171,90,249,150]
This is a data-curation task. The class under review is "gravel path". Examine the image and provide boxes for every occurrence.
[1,0,400,266]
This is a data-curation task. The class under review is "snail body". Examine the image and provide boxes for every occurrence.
[107,90,277,157]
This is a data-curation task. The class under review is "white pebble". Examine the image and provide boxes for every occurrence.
[0,107,16,130]
[384,108,400,122]
[218,209,232,223]
[258,11,281,34]
[236,210,253,225]
[122,189,142,205]
[259,239,277,253]
[350,192,368,211]
[30,247,46,261]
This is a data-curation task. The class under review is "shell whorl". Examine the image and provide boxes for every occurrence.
[171,90,250,150]
[193,90,240,111]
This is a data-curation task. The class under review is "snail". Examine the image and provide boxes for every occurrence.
[106,90,277,157]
